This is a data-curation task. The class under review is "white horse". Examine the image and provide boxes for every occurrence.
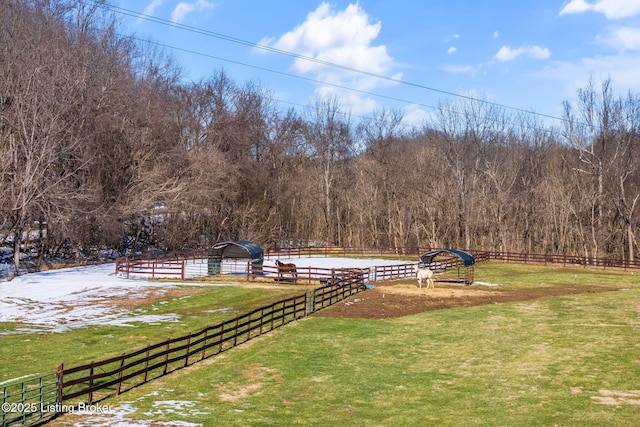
[416,266,435,289]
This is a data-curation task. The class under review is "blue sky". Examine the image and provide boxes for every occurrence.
[112,0,640,126]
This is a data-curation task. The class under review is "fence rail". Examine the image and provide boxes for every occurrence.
[479,250,640,269]
[115,247,640,280]
[57,293,309,406]
[313,271,368,311]
[52,272,367,411]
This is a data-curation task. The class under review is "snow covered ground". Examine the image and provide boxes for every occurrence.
[0,264,189,334]
[0,257,413,334]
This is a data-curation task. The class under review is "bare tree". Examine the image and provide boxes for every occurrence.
[562,76,631,259]
[0,0,98,273]
[303,97,354,245]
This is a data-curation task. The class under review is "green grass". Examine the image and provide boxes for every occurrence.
[44,262,640,426]
[69,290,639,426]
[3,262,640,426]
[0,284,306,381]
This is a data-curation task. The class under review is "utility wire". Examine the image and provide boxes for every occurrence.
[126,34,442,115]
[99,2,568,125]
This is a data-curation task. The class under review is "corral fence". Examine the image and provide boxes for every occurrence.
[0,271,367,426]
[114,247,640,281]
[478,250,640,269]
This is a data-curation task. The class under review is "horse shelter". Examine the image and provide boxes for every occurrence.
[419,249,475,284]
[208,240,264,275]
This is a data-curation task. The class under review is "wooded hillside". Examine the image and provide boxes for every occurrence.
[1,0,639,271]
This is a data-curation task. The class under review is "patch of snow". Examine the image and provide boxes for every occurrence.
[0,264,190,334]
[474,281,501,287]
[142,400,210,417]
[0,257,413,334]
[70,403,202,427]
[0,374,35,385]
[202,307,231,314]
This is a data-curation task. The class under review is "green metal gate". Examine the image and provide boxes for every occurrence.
[1,373,59,427]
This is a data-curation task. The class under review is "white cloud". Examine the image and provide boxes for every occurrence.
[258,2,400,112]
[608,27,640,50]
[171,0,215,24]
[494,45,551,62]
[448,46,457,55]
[402,104,433,127]
[143,0,163,16]
[493,31,500,38]
[538,54,640,103]
[559,0,640,19]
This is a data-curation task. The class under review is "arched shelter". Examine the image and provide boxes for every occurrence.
[208,240,264,275]
[419,249,475,284]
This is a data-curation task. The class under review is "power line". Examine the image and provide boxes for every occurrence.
[126,34,441,114]
[99,2,568,125]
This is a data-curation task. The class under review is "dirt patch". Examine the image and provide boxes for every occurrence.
[315,279,616,319]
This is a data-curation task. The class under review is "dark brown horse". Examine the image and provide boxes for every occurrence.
[275,259,297,282]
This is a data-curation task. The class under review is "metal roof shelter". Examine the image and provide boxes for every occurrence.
[419,249,475,284]
[208,240,264,275]
[211,240,264,262]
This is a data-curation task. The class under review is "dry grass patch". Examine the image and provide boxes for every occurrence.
[591,390,640,406]
[217,364,281,403]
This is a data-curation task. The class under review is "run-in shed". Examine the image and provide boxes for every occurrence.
[419,249,475,284]
[208,240,264,275]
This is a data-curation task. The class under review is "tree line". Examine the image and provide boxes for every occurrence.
[1,0,639,274]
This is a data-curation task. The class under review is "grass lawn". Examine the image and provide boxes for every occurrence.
[41,262,640,426]
[0,282,308,381]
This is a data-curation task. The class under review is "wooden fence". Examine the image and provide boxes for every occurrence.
[478,250,640,269]
[57,292,308,406]
[115,246,640,281]
[51,272,366,411]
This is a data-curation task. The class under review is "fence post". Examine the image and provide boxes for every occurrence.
[181,259,185,280]
[246,313,252,341]
[219,323,225,352]
[143,345,150,383]
[184,334,191,367]
[57,364,64,404]
[116,353,126,395]
[233,318,239,346]
[163,340,170,375]
[201,329,208,360]
[88,361,95,405]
